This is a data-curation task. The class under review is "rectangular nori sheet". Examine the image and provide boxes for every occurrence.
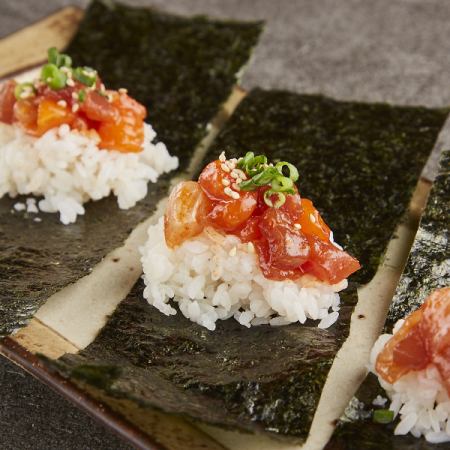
[66,0,263,170]
[0,0,262,338]
[47,90,448,440]
[326,150,450,450]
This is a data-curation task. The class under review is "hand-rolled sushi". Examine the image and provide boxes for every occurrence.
[141,152,360,330]
[0,47,178,224]
[370,287,450,443]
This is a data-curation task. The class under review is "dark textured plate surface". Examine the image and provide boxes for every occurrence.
[46,90,448,440]
[0,0,262,338]
[326,150,450,450]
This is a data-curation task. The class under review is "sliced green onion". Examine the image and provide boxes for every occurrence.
[276,161,299,182]
[271,175,294,192]
[239,167,280,191]
[237,151,254,170]
[373,409,394,424]
[264,189,286,208]
[78,90,86,102]
[41,64,67,90]
[47,47,72,68]
[47,47,59,65]
[14,82,36,100]
[246,154,268,176]
[59,54,72,68]
[235,152,300,208]
[237,179,256,191]
[252,167,278,185]
[73,67,97,87]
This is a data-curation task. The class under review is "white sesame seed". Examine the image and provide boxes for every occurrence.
[229,247,237,257]
[72,103,80,113]
[231,191,240,200]
[118,88,128,94]
[232,183,241,191]
[100,83,106,92]
[224,187,235,197]
[222,178,230,186]
[66,78,75,87]
[230,171,239,179]
[310,214,316,223]
[226,160,236,170]
[230,158,238,164]
[72,92,78,99]
[221,163,231,173]
[57,100,67,108]
[294,223,302,229]
[219,151,226,162]
[234,168,246,179]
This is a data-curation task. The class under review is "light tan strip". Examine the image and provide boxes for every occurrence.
[13,317,78,359]
[0,7,83,79]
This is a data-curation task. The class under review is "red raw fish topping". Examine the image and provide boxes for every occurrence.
[165,152,361,284]
[376,287,450,395]
[0,48,146,152]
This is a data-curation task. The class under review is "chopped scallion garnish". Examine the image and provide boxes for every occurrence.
[14,82,36,100]
[271,175,294,193]
[264,189,286,208]
[47,47,72,68]
[373,409,394,424]
[234,151,300,208]
[73,67,97,87]
[276,161,299,182]
[78,90,86,102]
[40,64,67,90]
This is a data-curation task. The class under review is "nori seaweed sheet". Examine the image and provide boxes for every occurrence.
[66,0,263,169]
[0,1,262,338]
[387,150,450,327]
[326,150,450,449]
[47,91,448,439]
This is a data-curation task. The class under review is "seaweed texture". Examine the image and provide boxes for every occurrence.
[0,0,262,337]
[66,0,263,169]
[49,90,448,439]
[326,150,450,449]
[387,150,450,327]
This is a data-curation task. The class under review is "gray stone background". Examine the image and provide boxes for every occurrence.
[1,0,449,448]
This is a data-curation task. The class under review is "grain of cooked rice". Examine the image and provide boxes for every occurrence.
[0,122,178,224]
[141,218,347,331]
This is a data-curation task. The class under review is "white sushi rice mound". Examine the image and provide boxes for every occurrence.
[141,217,347,331]
[370,329,450,444]
[0,122,178,224]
